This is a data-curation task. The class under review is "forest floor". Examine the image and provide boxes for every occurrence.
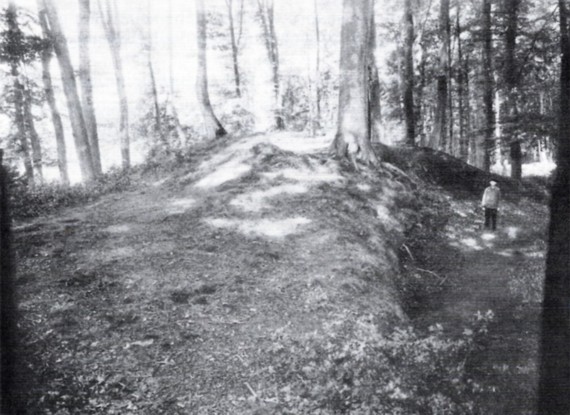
[12,133,548,414]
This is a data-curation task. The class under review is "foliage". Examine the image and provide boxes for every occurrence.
[259,311,494,414]
[9,167,133,220]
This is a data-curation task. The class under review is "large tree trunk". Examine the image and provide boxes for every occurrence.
[429,0,450,151]
[403,0,415,146]
[38,9,69,186]
[332,0,378,167]
[537,1,570,413]
[41,0,96,182]
[78,0,102,175]
[257,0,285,129]
[195,0,227,139]
[504,0,521,180]
[481,0,494,171]
[98,0,130,169]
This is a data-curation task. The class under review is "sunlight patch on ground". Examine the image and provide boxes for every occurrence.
[262,165,342,184]
[103,224,133,234]
[459,237,484,250]
[375,205,400,230]
[481,233,497,241]
[357,183,372,192]
[505,227,520,239]
[166,197,196,214]
[266,133,331,154]
[230,184,309,212]
[195,159,252,189]
[205,217,311,238]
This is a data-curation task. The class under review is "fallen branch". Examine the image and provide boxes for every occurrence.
[401,243,414,261]
[244,382,258,400]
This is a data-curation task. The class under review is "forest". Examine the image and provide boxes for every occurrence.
[0,0,569,413]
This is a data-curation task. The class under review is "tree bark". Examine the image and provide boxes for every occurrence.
[23,86,44,183]
[429,0,450,151]
[332,0,378,166]
[41,0,96,182]
[368,19,382,143]
[78,0,102,175]
[257,0,284,129]
[313,0,322,134]
[455,3,468,161]
[403,0,415,146]
[537,2,570,413]
[98,0,130,169]
[38,9,69,186]
[195,0,227,139]
[504,0,521,180]
[481,0,494,171]
[226,0,242,97]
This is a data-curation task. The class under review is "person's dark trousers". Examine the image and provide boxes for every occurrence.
[484,208,498,230]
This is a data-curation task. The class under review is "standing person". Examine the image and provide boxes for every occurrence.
[481,180,501,230]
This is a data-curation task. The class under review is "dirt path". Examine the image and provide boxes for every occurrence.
[413,196,547,414]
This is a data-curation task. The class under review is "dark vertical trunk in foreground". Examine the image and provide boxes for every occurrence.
[537,1,570,413]
[0,150,20,415]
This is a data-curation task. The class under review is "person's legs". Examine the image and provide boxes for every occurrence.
[490,208,497,230]
[484,208,491,229]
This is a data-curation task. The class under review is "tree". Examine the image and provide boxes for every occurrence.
[257,0,285,129]
[3,3,36,183]
[504,0,522,180]
[41,0,96,182]
[429,0,450,151]
[537,1,570,413]
[332,0,379,167]
[226,0,244,98]
[403,0,415,146]
[98,0,130,169]
[481,0,494,171]
[78,0,102,175]
[38,7,69,186]
[195,0,227,139]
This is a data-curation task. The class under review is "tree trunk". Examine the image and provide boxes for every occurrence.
[23,87,44,183]
[403,0,415,146]
[78,0,102,175]
[38,9,69,186]
[41,0,95,182]
[195,0,227,139]
[313,0,322,134]
[146,0,163,144]
[98,0,130,169]
[504,0,521,180]
[456,6,467,161]
[429,0,450,151]
[332,0,378,167]
[226,0,242,98]
[481,0,494,171]
[257,0,284,129]
[537,2,570,413]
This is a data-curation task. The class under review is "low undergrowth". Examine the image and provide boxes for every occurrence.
[247,311,495,414]
[10,167,134,220]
